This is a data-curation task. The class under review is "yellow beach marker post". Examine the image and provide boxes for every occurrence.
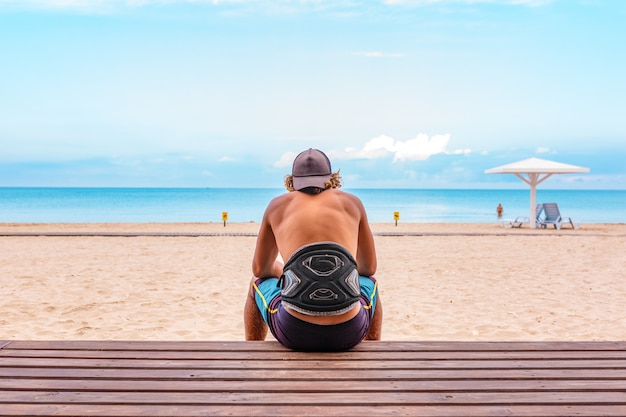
[222,211,228,227]
[393,211,400,226]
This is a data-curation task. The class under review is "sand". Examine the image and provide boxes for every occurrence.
[1,222,625,341]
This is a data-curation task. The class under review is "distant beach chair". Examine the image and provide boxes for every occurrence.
[501,204,542,228]
[501,216,526,228]
[508,216,529,228]
[536,202,579,229]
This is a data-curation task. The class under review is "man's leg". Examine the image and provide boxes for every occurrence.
[244,278,268,341]
[359,276,382,341]
[365,297,382,340]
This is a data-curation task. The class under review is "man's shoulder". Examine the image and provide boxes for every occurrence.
[331,189,362,203]
[269,189,361,204]
[267,192,293,206]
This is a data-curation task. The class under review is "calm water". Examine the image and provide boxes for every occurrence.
[0,187,623,224]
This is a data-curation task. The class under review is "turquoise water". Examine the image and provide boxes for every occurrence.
[0,187,623,223]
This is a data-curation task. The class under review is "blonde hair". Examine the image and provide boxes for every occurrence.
[284,170,342,192]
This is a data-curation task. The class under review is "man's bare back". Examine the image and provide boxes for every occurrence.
[254,189,376,274]
[244,148,382,348]
[252,189,377,325]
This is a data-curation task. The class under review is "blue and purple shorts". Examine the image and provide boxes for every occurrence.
[252,276,378,351]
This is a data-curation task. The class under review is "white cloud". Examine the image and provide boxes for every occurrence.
[352,51,405,58]
[0,0,118,13]
[335,133,467,162]
[393,134,450,161]
[274,151,297,168]
[383,0,552,6]
[274,134,463,169]
[362,135,398,158]
[218,156,236,162]
[0,0,553,13]
[0,0,240,12]
[404,169,418,180]
[535,147,552,154]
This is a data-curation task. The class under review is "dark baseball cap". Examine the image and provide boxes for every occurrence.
[291,148,332,191]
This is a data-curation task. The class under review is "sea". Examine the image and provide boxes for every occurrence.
[0,187,624,224]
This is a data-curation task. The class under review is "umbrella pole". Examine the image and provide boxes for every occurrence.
[515,173,538,228]
[529,176,537,228]
[528,173,553,228]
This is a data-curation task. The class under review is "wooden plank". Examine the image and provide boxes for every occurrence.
[3,348,626,360]
[2,366,626,380]
[5,340,626,352]
[0,404,625,417]
[2,390,626,405]
[2,377,625,393]
[0,341,625,417]
[3,357,626,370]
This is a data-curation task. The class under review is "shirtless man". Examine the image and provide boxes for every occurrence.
[244,148,382,351]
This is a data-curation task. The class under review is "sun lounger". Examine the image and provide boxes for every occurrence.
[537,202,579,229]
[500,216,530,228]
[501,204,542,228]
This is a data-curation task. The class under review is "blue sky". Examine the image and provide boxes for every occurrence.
[1,0,624,189]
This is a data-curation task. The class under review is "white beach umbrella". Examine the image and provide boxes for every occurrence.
[484,157,590,227]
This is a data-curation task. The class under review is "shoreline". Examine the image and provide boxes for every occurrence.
[2,222,625,342]
[1,221,624,234]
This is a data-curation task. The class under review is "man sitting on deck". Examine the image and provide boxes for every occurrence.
[244,148,382,351]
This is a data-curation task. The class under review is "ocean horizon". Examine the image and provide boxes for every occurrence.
[1,187,624,224]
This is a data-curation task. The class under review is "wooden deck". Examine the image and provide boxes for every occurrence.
[1,340,625,416]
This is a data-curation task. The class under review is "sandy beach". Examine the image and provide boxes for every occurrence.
[1,222,625,342]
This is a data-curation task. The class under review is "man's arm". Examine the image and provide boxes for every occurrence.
[252,210,283,278]
[355,199,377,277]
